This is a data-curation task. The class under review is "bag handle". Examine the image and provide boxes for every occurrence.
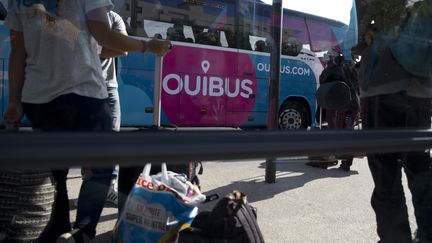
[142,163,169,183]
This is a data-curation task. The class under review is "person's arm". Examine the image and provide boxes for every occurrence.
[100,44,127,58]
[100,12,128,59]
[4,30,25,127]
[86,7,170,56]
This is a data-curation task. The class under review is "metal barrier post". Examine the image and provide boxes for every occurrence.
[265,0,283,183]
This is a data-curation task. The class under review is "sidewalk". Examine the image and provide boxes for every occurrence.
[67,157,416,243]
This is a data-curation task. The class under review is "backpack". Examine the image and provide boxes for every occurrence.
[342,64,360,111]
[178,190,265,243]
[389,1,432,77]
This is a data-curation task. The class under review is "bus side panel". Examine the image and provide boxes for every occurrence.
[279,56,319,119]
[162,44,258,127]
[118,52,158,127]
[246,53,270,113]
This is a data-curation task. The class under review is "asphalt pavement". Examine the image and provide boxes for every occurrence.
[67,157,416,243]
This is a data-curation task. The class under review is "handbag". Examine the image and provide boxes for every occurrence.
[113,163,206,243]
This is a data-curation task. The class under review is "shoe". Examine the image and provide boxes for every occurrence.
[106,179,118,206]
[106,187,118,206]
[57,229,90,243]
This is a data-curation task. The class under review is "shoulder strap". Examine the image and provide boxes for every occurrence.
[236,204,265,243]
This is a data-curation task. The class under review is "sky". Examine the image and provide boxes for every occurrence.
[260,0,354,24]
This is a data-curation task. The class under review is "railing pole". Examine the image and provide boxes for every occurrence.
[266,0,283,183]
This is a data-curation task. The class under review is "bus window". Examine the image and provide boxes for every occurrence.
[196,31,220,46]
[306,17,341,52]
[219,31,228,47]
[183,25,195,43]
[281,37,301,56]
[167,24,186,42]
[238,0,272,51]
[143,20,172,39]
[282,13,311,49]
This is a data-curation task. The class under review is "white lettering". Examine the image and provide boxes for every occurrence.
[240,79,253,98]
[257,63,311,76]
[162,74,182,95]
[185,75,200,96]
[162,74,254,99]
[202,76,208,96]
[225,78,240,98]
[209,77,224,96]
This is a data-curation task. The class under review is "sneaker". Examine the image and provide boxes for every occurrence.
[106,179,118,206]
[57,229,90,243]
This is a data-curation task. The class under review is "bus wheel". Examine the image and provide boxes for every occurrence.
[278,100,309,130]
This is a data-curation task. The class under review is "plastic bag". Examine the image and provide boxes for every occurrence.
[113,163,206,243]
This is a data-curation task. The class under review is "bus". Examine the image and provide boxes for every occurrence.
[0,0,358,130]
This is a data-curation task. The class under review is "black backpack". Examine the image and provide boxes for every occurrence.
[178,190,265,243]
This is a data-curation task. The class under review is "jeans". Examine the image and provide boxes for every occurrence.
[106,87,144,214]
[326,108,360,167]
[361,92,432,243]
[22,93,114,241]
[107,86,121,132]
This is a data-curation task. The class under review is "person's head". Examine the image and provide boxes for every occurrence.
[324,47,343,65]
[255,40,267,52]
[154,33,163,39]
[282,37,301,55]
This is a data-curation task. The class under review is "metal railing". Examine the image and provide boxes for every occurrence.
[1,129,431,172]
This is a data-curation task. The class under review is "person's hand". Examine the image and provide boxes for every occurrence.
[146,39,171,56]
[4,101,23,130]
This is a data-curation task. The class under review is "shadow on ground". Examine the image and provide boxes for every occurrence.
[199,158,359,210]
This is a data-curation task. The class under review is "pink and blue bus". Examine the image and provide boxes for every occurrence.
[0,0,358,130]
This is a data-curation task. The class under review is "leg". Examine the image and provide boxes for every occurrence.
[39,170,71,242]
[361,94,414,243]
[339,109,359,171]
[107,86,121,132]
[403,96,432,242]
[404,151,432,242]
[75,167,114,238]
[22,103,76,242]
[368,153,412,243]
[118,166,142,215]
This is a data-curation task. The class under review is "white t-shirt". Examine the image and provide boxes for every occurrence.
[100,11,127,88]
[5,0,113,104]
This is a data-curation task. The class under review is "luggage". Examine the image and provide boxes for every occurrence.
[178,190,265,243]
[114,163,206,243]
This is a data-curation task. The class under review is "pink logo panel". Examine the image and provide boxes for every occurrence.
[161,45,257,126]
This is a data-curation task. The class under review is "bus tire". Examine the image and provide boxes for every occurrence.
[278,100,309,130]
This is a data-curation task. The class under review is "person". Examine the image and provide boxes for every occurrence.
[307,49,360,171]
[320,51,360,171]
[254,40,268,52]
[357,0,432,242]
[95,9,128,209]
[3,1,170,242]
